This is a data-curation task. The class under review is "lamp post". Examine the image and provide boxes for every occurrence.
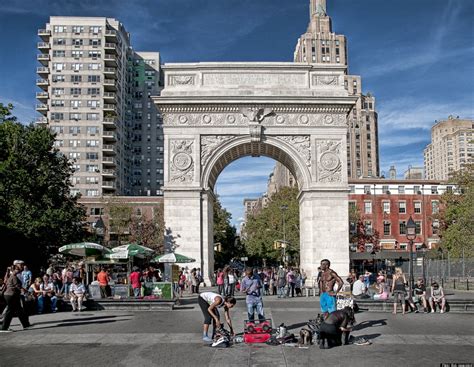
[280,205,288,265]
[420,243,427,284]
[406,216,417,294]
[95,216,105,246]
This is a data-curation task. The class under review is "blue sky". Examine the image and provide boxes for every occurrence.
[0,0,473,227]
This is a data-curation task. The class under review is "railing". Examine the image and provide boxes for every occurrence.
[103,132,116,138]
[103,117,117,123]
[36,117,48,124]
[37,42,50,48]
[105,30,117,36]
[37,67,49,73]
[36,104,48,109]
[104,79,115,85]
[104,67,116,73]
[37,54,49,60]
[36,78,48,84]
[102,144,115,150]
[103,92,116,98]
[102,181,116,188]
[36,92,48,98]
[102,157,116,163]
[103,104,116,110]
[102,169,116,175]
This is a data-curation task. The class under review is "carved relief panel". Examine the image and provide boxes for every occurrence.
[316,139,343,183]
[169,139,195,184]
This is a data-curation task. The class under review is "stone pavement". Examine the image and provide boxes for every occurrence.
[1,293,473,367]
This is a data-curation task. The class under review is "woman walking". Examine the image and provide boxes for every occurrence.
[1,264,31,332]
[391,267,408,315]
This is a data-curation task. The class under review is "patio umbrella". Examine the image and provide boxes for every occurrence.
[153,252,196,264]
[59,242,111,257]
[108,243,155,259]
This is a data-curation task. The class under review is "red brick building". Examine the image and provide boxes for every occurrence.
[348,179,452,253]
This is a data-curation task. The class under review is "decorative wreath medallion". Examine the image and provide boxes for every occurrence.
[227,115,236,124]
[173,152,193,171]
[202,115,212,124]
[178,115,188,124]
[276,115,285,124]
[299,115,309,124]
[320,151,340,171]
[324,115,334,125]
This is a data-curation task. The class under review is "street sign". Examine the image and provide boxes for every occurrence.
[241,257,248,261]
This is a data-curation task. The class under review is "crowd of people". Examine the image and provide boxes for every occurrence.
[346,267,446,314]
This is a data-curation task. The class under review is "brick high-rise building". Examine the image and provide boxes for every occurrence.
[424,116,474,181]
[36,17,164,197]
[294,0,380,179]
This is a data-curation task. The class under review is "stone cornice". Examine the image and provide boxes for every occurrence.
[157,104,353,114]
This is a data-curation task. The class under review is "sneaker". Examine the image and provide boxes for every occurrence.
[202,336,213,343]
[440,310,445,314]
[0,329,14,333]
[415,310,419,313]
[431,310,435,313]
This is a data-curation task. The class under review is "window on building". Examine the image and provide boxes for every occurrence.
[414,201,422,213]
[53,38,66,45]
[431,201,439,214]
[86,189,99,197]
[431,186,438,194]
[86,177,99,184]
[87,113,99,121]
[72,26,84,33]
[68,152,81,159]
[70,100,81,108]
[364,185,371,194]
[414,185,421,194]
[349,186,355,193]
[398,186,405,194]
[89,26,102,34]
[88,75,101,83]
[383,201,390,214]
[364,201,372,214]
[52,50,66,57]
[382,185,389,193]
[71,50,83,58]
[86,164,99,172]
[398,201,406,214]
[72,39,83,46]
[88,51,101,58]
[90,207,103,215]
[53,25,67,33]
[52,75,65,83]
[69,113,81,120]
[86,152,99,160]
[70,75,82,83]
[383,222,391,236]
[52,87,64,95]
[87,88,100,95]
[432,219,440,235]
[51,113,64,120]
[399,221,407,235]
[415,221,422,235]
[70,88,81,95]
[86,140,99,147]
[51,100,65,107]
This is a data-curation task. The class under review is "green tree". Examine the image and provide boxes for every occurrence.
[0,104,86,268]
[244,186,299,264]
[213,196,238,267]
[106,199,133,247]
[438,163,474,258]
[129,206,165,251]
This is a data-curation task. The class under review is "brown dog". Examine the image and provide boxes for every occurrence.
[299,328,313,347]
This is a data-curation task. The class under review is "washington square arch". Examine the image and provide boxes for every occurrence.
[153,62,356,283]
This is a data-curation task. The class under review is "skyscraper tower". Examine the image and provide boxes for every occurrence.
[295,0,380,178]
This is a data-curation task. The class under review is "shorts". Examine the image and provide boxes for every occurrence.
[198,296,219,325]
[393,291,406,304]
[320,292,336,313]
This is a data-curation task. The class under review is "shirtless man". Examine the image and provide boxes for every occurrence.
[318,259,343,318]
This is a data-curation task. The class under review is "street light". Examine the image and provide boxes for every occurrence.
[420,243,427,284]
[280,205,288,265]
[406,216,417,293]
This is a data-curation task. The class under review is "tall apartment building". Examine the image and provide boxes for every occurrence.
[294,0,380,179]
[424,116,474,181]
[36,17,164,197]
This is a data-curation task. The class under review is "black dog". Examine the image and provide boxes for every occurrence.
[319,307,355,349]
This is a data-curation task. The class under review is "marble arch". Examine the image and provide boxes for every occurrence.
[153,62,357,282]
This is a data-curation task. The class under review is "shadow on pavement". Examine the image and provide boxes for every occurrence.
[353,319,387,331]
[29,315,130,326]
[286,321,310,331]
[354,333,382,341]
[27,318,131,331]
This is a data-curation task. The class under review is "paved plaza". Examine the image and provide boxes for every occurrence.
[1,293,473,367]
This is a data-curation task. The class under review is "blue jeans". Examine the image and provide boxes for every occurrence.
[37,295,57,313]
[133,287,141,297]
[278,286,286,298]
[246,299,265,321]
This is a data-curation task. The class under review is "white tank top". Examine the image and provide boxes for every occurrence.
[200,292,224,307]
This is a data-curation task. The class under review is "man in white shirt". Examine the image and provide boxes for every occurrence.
[70,277,86,312]
[352,275,370,299]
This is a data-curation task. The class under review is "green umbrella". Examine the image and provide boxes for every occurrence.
[59,242,111,257]
[153,252,196,264]
[107,243,155,259]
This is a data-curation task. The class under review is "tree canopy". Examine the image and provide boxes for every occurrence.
[0,103,86,269]
[213,196,239,267]
[438,163,474,258]
[243,186,300,264]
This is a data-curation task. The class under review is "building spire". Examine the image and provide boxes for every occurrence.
[310,0,327,17]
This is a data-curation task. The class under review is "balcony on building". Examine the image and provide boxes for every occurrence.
[104,55,118,66]
[102,180,117,190]
[36,104,48,115]
[37,28,51,40]
[36,78,49,90]
[102,144,116,155]
[103,79,117,91]
[103,93,117,103]
[103,104,117,112]
[37,67,49,76]
[36,91,48,101]
[37,54,50,65]
[102,131,117,142]
[35,117,48,126]
[103,67,117,79]
[104,29,117,40]
[104,43,118,54]
[102,157,117,166]
[102,169,116,177]
[103,117,118,128]
[37,42,50,51]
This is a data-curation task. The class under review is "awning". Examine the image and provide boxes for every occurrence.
[350,251,412,260]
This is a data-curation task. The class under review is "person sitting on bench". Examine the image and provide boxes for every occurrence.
[352,275,370,299]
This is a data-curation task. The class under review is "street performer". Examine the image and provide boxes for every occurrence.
[318,259,343,318]
[198,291,236,343]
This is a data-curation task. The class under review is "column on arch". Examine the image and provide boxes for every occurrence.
[299,189,349,281]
